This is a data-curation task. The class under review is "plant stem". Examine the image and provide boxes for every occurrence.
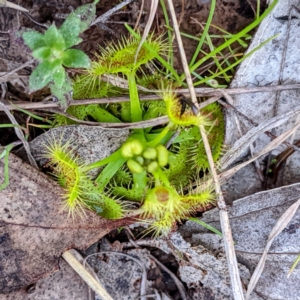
[133,171,147,190]
[95,157,127,190]
[155,167,171,187]
[127,72,143,123]
[147,122,173,148]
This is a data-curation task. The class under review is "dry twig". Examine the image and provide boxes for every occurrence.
[2,84,300,111]
[83,251,148,300]
[219,124,300,183]
[0,101,38,168]
[62,249,113,300]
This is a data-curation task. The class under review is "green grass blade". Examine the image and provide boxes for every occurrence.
[193,35,276,86]
[182,0,279,81]
[95,157,127,190]
[0,143,19,191]
[0,124,26,130]
[83,148,124,171]
[288,254,300,278]
[159,0,174,69]
[189,0,216,67]
[10,103,53,124]
[203,29,231,82]
[189,217,223,237]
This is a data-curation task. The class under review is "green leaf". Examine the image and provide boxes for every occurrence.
[32,47,51,61]
[52,65,65,88]
[59,16,82,48]
[44,24,65,50]
[29,61,54,91]
[59,1,97,48]
[22,30,46,51]
[49,75,73,110]
[72,2,97,32]
[62,49,90,68]
[189,218,223,238]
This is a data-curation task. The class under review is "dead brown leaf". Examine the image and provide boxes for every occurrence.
[0,153,132,294]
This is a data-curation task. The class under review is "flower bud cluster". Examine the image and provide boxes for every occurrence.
[121,139,169,174]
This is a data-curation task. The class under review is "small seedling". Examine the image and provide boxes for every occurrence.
[22,0,99,109]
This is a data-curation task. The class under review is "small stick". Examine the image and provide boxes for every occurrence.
[91,0,134,25]
[2,84,300,111]
[2,1,28,12]
[134,0,159,63]
[45,108,169,129]
[166,0,198,108]
[83,251,147,300]
[218,99,300,152]
[134,0,145,30]
[149,254,189,300]
[62,249,114,300]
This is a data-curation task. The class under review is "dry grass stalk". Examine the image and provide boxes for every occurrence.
[165,0,245,299]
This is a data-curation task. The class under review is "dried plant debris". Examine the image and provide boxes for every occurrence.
[223,0,300,199]
[85,233,257,300]
[181,183,300,300]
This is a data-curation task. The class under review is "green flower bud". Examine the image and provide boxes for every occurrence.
[143,147,157,160]
[135,155,144,165]
[121,139,144,158]
[156,145,169,167]
[127,158,144,173]
[147,161,158,173]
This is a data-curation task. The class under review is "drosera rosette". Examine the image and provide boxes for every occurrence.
[159,85,225,174]
[142,212,177,238]
[180,178,216,214]
[120,138,217,237]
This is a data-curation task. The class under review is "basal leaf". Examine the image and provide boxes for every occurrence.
[59,16,82,48]
[52,65,66,88]
[62,49,90,68]
[49,75,73,110]
[44,24,65,50]
[70,1,97,32]
[29,61,54,91]
[22,30,46,51]
[32,47,51,61]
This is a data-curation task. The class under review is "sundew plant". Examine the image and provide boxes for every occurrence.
[4,0,278,236]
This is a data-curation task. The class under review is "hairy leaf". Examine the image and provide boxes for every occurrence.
[29,61,53,91]
[22,30,46,51]
[49,75,73,110]
[52,65,66,88]
[44,24,65,50]
[62,49,90,68]
[59,0,98,48]
[59,16,82,48]
[32,46,51,61]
